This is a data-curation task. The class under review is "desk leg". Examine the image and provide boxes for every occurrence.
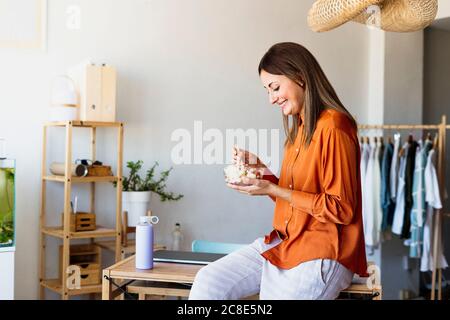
[102,270,112,300]
[373,287,382,300]
[116,279,125,300]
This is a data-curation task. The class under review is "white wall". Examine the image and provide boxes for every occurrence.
[367,29,385,125]
[384,31,424,124]
[437,0,450,19]
[0,0,372,299]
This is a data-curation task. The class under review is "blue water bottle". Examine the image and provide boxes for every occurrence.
[135,215,159,269]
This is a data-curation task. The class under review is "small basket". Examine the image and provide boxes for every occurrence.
[61,212,96,232]
[87,165,113,177]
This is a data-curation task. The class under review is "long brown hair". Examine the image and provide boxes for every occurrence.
[258,42,356,146]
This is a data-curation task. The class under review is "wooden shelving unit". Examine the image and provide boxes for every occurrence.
[39,121,124,300]
[43,175,119,183]
[41,226,117,239]
[41,279,103,296]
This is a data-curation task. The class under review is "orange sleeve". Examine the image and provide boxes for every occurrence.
[263,171,279,202]
[290,128,358,225]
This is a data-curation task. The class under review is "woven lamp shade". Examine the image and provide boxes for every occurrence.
[308,0,438,33]
[352,0,438,32]
[308,0,383,32]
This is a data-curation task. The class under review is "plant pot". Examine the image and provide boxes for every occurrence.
[122,191,151,227]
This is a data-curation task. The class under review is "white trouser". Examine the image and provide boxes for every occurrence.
[189,237,353,300]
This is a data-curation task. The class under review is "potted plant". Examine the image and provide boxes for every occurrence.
[115,161,183,226]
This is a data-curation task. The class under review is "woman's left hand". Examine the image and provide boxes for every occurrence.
[227,177,275,196]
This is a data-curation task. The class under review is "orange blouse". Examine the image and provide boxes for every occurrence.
[262,109,368,277]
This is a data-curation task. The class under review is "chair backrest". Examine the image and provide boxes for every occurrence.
[191,240,247,254]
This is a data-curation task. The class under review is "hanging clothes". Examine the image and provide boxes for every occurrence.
[420,148,448,272]
[381,141,394,231]
[360,140,371,251]
[390,133,401,202]
[402,139,418,239]
[392,142,409,235]
[378,138,385,169]
[360,140,370,190]
[364,140,383,250]
[409,140,432,258]
[374,140,383,244]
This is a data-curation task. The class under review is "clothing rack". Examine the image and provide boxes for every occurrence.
[358,115,448,300]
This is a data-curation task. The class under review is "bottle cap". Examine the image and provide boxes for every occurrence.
[150,216,159,224]
[139,215,159,225]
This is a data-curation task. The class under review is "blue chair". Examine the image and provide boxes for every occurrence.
[191,239,247,254]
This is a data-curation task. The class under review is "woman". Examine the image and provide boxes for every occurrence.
[189,42,367,300]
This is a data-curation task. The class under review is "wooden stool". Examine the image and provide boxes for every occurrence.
[127,281,191,300]
[126,281,260,300]
[340,282,382,300]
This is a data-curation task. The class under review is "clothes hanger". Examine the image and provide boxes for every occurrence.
[387,127,393,145]
[398,145,405,158]
[433,133,439,149]
[424,132,432,148]
[408,133,413,144]
[399,133,407,157]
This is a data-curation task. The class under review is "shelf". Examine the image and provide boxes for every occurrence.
[42,226,117,239]
[43,175,119,183]
[40,120,124,299]
[40,279,102,296]
[70,250,100,256]
[45,121,123,128]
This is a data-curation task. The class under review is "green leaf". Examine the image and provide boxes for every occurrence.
[113,160,183,202]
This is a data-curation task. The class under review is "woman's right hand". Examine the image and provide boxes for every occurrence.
[232,145,265,168]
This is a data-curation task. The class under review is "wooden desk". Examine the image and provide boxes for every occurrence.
[102,255,382,300]
[102,255,199,300]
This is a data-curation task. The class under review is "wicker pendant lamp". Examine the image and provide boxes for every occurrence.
[308,0,438,33]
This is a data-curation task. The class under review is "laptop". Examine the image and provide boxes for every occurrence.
[153,250,226,265]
